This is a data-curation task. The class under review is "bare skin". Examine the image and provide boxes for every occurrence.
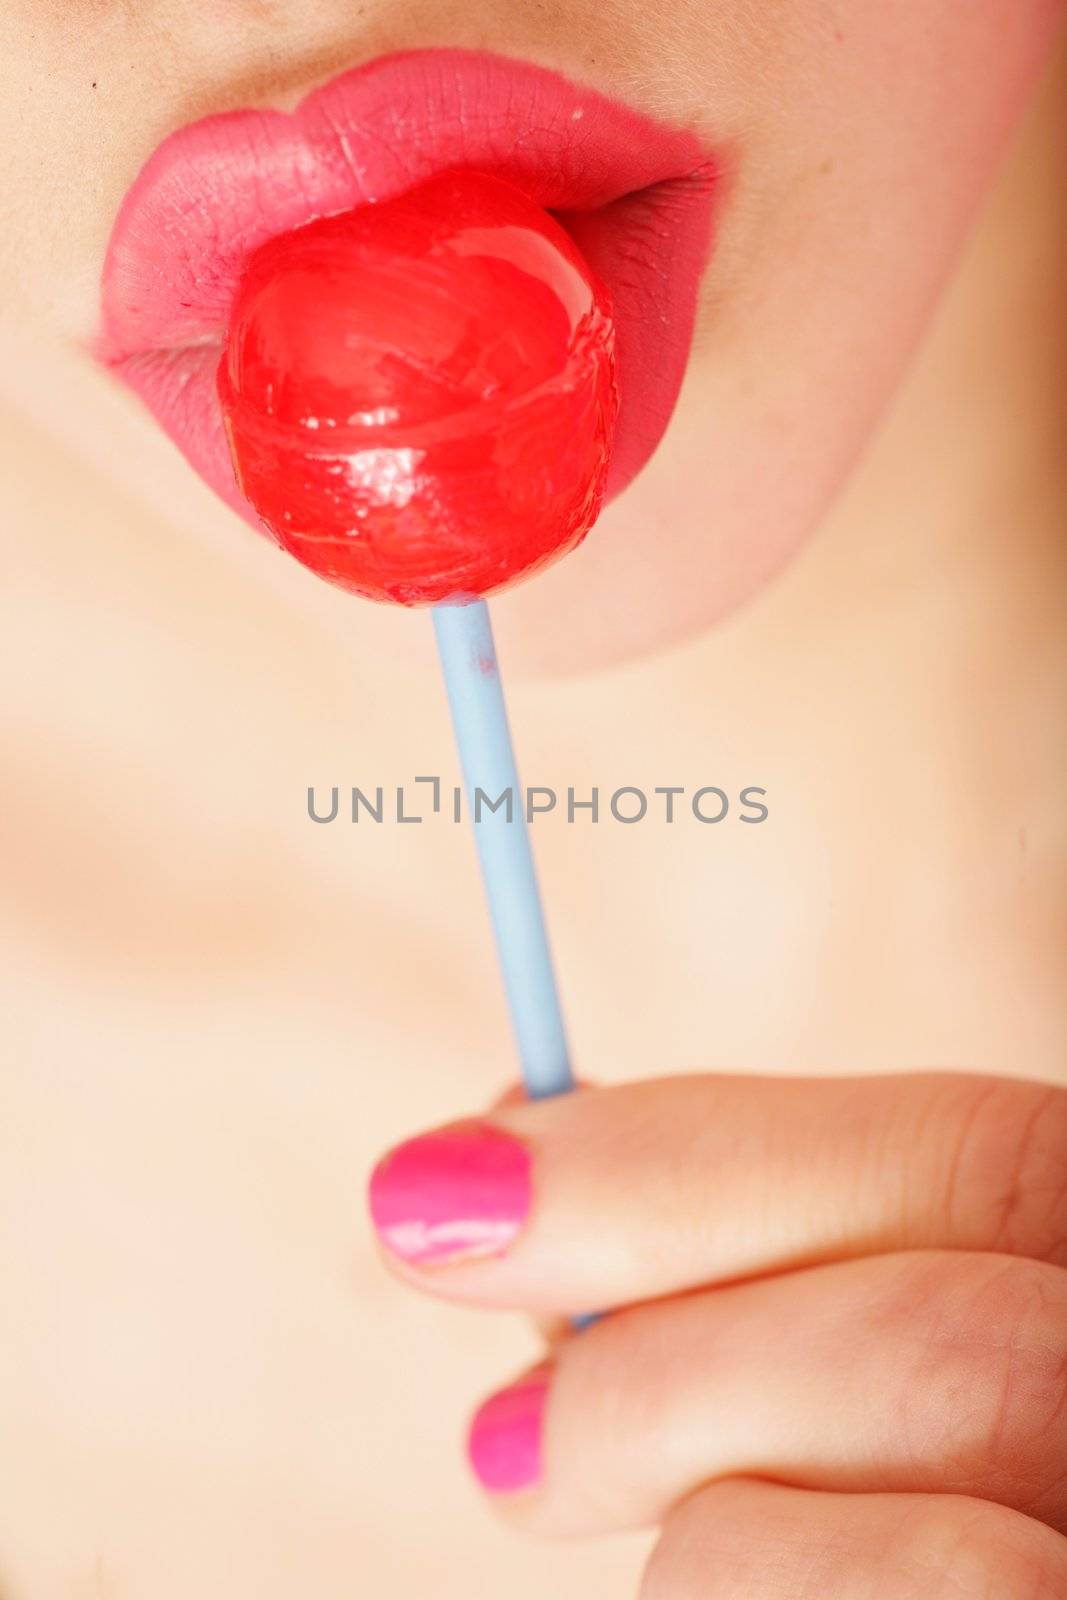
[0,6,1065,1597]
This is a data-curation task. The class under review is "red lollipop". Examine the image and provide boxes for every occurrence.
[217,169,617,605]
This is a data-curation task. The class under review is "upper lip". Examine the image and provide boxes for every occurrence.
[98,48,718,525]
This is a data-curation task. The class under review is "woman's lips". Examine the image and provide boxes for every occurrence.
[98,49,718,529]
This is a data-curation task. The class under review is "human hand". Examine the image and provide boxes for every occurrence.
[367,1072,1067,1595]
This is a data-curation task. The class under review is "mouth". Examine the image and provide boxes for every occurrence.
[98,49,718,534]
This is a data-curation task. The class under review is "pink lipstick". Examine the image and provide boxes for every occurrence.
[97,49,718,531]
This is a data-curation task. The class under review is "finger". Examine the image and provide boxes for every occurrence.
[494,1082,594,1352]
[366,1073,1067,1312]
[464,1251,1067,1536]
[641,1481,1067,1599]
[482,1087,581,1347]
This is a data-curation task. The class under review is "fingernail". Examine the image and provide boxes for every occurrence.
[368,1122,532,1266]
[468,1373,548,1494]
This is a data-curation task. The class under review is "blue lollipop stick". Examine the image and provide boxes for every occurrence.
[432,598,574,1102]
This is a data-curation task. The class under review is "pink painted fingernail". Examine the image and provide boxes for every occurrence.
[368,1122,532,1266]
[468,1373,549,1494]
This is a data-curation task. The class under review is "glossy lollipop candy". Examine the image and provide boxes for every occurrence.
[218,169,617,605]
[218,169,619,1099]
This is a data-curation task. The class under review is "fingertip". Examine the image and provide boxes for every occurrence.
[367,1121,533,1268]
[467,1367,551,1497]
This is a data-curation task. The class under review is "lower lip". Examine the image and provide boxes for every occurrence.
[98,49,718,537]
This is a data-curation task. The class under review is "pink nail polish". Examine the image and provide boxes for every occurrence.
[368,1123,531,1266]
[468,1374,548,1494]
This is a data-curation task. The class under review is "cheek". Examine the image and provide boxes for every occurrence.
[500,0,1065,669]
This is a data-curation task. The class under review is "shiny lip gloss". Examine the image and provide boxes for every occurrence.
[96,48,719,529]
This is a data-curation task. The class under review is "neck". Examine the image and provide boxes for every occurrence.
[651,48,1067,1075]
